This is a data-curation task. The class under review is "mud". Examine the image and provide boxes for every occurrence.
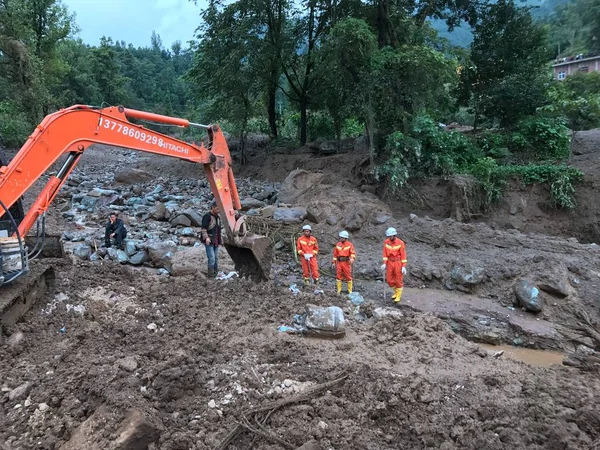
[479,344,566,367]
[1,134,600,449]
[1,262,600,450]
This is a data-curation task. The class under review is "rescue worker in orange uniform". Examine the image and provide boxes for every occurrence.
[381,227,407,302]
[296,224,319,284]
[332,230,356,294]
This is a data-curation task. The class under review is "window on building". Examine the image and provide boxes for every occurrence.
[558,72,566,80]
[579,66,589,72]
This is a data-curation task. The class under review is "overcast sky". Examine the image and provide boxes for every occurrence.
[62,0,206,49]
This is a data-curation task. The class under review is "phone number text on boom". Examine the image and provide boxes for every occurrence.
[99,117,189,155]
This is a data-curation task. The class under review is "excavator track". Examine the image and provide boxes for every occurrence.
[0,263,55,341]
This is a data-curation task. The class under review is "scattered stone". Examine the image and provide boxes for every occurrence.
[38,403,49,411]
[409,213,418,223]
[181,209,203,227]
[147,323,158,331]
[373,307,404,320]
[373,214,391,225]
[208,400,217,408]
[147,240,177,271]
[343,211,364,231]
[117,357,138,372]
[7,331,25,349]
[125,241,138,256]
[8,382,32,401]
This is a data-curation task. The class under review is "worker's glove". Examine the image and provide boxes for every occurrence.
[350,259,355,265]
[402,267,407,275]
[304,253,312,260]
[331,263,336,270]
[380,264,386,271]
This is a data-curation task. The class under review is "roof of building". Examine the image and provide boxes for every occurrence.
[553,55,600,67]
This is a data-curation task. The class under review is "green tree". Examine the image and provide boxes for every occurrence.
[462,0,551,127]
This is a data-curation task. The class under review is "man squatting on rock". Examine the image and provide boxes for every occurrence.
[201,201,222,278]
[105,212,127,249]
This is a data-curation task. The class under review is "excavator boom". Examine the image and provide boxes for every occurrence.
[0,105,272,284]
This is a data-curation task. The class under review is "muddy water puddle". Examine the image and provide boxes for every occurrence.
[480,344,565,367]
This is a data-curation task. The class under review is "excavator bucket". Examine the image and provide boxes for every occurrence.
[224,233,273,281]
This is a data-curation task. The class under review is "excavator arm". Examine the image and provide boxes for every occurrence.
[0,105,272,283]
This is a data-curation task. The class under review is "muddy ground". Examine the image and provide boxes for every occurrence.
[1,132,600,449]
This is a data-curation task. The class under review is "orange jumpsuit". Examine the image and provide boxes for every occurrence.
[296,235,319,280]
[333,240,356,281]
[383,237,407,288]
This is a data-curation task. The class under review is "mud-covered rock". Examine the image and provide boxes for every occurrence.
[514,279,544,313]
[147,240,177,271]
[450,264,485,286]
[114,168,153,184]
[169,214,192,227]
[124,241,138,256]
[181,209,203,227]
[273,207,307,223]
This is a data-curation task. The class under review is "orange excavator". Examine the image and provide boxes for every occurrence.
[0,105,273,286]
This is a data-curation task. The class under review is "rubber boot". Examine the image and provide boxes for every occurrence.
[304,278,310,286]
[347,280,353,294]
[336,280,342,294]
[393,287,403,303]
[390,288,398,300]
[314,278,319,285]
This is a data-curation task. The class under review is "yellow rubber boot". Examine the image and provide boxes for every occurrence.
[336,280,342,294]
[347,280,353,294]
[393,288,403,303]
[304,278,310,286]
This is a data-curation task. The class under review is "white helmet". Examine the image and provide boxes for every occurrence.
[302,225,312,231]
[339,230,349,239]
[386,227,397,237]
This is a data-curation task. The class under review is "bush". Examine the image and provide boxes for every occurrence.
[0,101,32,148]
[341,117,363,138]
[516,117,571,160]
[374,131,422,194]
[411,115,481,175]
[246,117,270,134]
[465,157,506,207]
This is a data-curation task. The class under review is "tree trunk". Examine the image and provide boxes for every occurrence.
[377,0,397,49]
[267,77,278,138]
[300,96,308,145]
[365,111,375,170]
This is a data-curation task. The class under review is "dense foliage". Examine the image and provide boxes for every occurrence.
[0,0,596,211]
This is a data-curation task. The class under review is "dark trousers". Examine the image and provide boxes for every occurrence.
[105,227,126,248]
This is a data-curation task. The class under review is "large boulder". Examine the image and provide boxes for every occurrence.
[147,240,177,271]
[169,214,192,227]
[241,198,267,211]
[114,168,153,184]
[273,207,307,223]
[450,264,485,286]
[150,202,167,221]
[181,209,204,227]
[129,250,150,266]
[73,244,92,260]
[514,279,544,313]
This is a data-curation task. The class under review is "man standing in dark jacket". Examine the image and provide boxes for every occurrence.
[201,201,222,277]
[105,213,127,249]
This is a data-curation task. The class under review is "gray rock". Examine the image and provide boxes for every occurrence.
[115,250,129,264]
[147,240,177,271]
[261,205,276,218]
[306,206,321,224]
[450,264,485,286]
[125,241,138,256]
[180,227,195,237]
[252,187,276,201]
[9,382,32,401]
[150,202,167,221]
[241,198,267,211]
[409,213,418,223]
[7,331,25,350]
[326,215,338,226]
[170,214,192,227]
[343,211,364,231]
[88,188,118,197]
[80,196,98,209]
[273,207,307,223]
[114,168,153,184]
[89,252,101,262]
[514,279,544,313]
[129,250,150,266]
[73,244,92,260]
[374,214,391,225]
[181,209,203,227]
[117,357,138,372]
